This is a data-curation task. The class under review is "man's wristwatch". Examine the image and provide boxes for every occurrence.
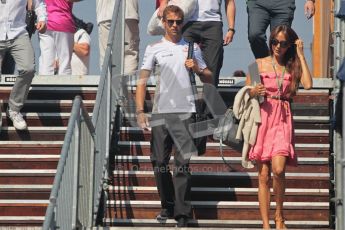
[228,28,236,34]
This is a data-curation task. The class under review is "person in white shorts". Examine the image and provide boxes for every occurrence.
[96,0,140,74]
[136,5,212,228]
[71,23,92,75]
[38,0,80,76]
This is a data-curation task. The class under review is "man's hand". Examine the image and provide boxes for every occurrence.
[223,30,234,46]
[304,0,315,19]
[185,58,199,73]
[36,21,47,33]
[157,0,168,18]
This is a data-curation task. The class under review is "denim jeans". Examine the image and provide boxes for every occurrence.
[247,0,296,58]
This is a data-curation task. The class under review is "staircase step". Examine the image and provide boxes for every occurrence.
[1,112,91,127]
[0,216,44,226]
[0,154,59,169]
[111,171,329,189]
[108,186,329,202]
[0,86,97,100]
[117,141,329,157]
[0,200,48,216]
[0,100,94,113]
[0,185,51,199]
[117,144,330,158]
[113,155,328,173]
[0,141,62,155]
[119,127,329,144]
[105,200,329,221]
[103,219,329,229]
[0,127,66,141]
[0,169,56,184]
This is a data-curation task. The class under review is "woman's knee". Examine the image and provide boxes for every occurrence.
[258,170,270,185]
[272,166,285,178]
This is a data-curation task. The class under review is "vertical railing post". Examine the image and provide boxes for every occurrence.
[334,0,345,229]
[71,108,81,229]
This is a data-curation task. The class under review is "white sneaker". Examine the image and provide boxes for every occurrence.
[7,109,27,130]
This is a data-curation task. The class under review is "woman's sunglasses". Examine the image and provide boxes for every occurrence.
[166,19,183,27]
[271,39,290,48]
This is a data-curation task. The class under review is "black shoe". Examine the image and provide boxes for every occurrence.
[175,216,189,227]
[156,208,173,221]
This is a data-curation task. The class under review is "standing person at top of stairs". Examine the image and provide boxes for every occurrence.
[136,5,212,228]
[96,0,140,74]
[38,0,81,76]
[246,25,313,229]
[0,0,47,130]
[71,16,93,75]
[246,0,315,59]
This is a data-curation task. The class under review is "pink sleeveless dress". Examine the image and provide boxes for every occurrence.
[248,72,297,166]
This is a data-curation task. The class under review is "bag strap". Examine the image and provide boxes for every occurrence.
[219,110,234,171]
[187,41,202,116]
[27,0,33,11]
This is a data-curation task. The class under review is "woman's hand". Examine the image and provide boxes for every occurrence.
[136,112,150,130]
[295,39,305,60]
[250,83,266,97]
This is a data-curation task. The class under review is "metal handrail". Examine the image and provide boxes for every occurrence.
[42,0,125,228]
[333,1,345,230]
[90,0,124,224]
[43,96,96,229]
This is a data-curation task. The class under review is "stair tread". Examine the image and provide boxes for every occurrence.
[106,200,329,209]
[108,186,329,194]
[117,140,330,149]
[103,218,330,229]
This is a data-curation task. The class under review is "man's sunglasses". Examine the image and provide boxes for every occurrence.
[166,19,183,27]
[271,39,290,48]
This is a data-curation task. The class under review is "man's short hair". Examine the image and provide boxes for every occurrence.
[162,5,184,22]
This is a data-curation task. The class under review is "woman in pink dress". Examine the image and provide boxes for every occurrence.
[246,25,313,229]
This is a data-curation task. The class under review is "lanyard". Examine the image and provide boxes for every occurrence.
[271,58,286,99]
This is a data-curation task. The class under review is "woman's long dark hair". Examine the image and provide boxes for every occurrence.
[269,25,302,96]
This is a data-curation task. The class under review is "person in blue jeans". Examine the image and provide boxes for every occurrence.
[247,0,315,59]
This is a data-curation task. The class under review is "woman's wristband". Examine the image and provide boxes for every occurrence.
[136,109,144,115]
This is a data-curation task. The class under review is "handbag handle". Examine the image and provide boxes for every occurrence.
[187,41,202,115]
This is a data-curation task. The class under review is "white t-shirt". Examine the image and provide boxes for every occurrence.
[141,38,207,114]
[71,29,91,75]
[96,0,139,24]
[190,0,222,22]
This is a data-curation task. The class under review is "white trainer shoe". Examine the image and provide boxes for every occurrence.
[6,109,27,130]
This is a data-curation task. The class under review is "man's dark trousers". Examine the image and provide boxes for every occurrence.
[247,0,296,58]
[183,21,223,87]
[150,113,196,219]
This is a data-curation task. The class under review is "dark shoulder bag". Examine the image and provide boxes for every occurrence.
[26,0,37,38]
[187,42,208,156]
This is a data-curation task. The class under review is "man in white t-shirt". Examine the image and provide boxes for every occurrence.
[136,5,212,228]
[71,25,92,75]
[96,0,139,73]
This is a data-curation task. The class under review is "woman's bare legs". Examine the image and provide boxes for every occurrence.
[257,162,271,229]
[272,155,288,229]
